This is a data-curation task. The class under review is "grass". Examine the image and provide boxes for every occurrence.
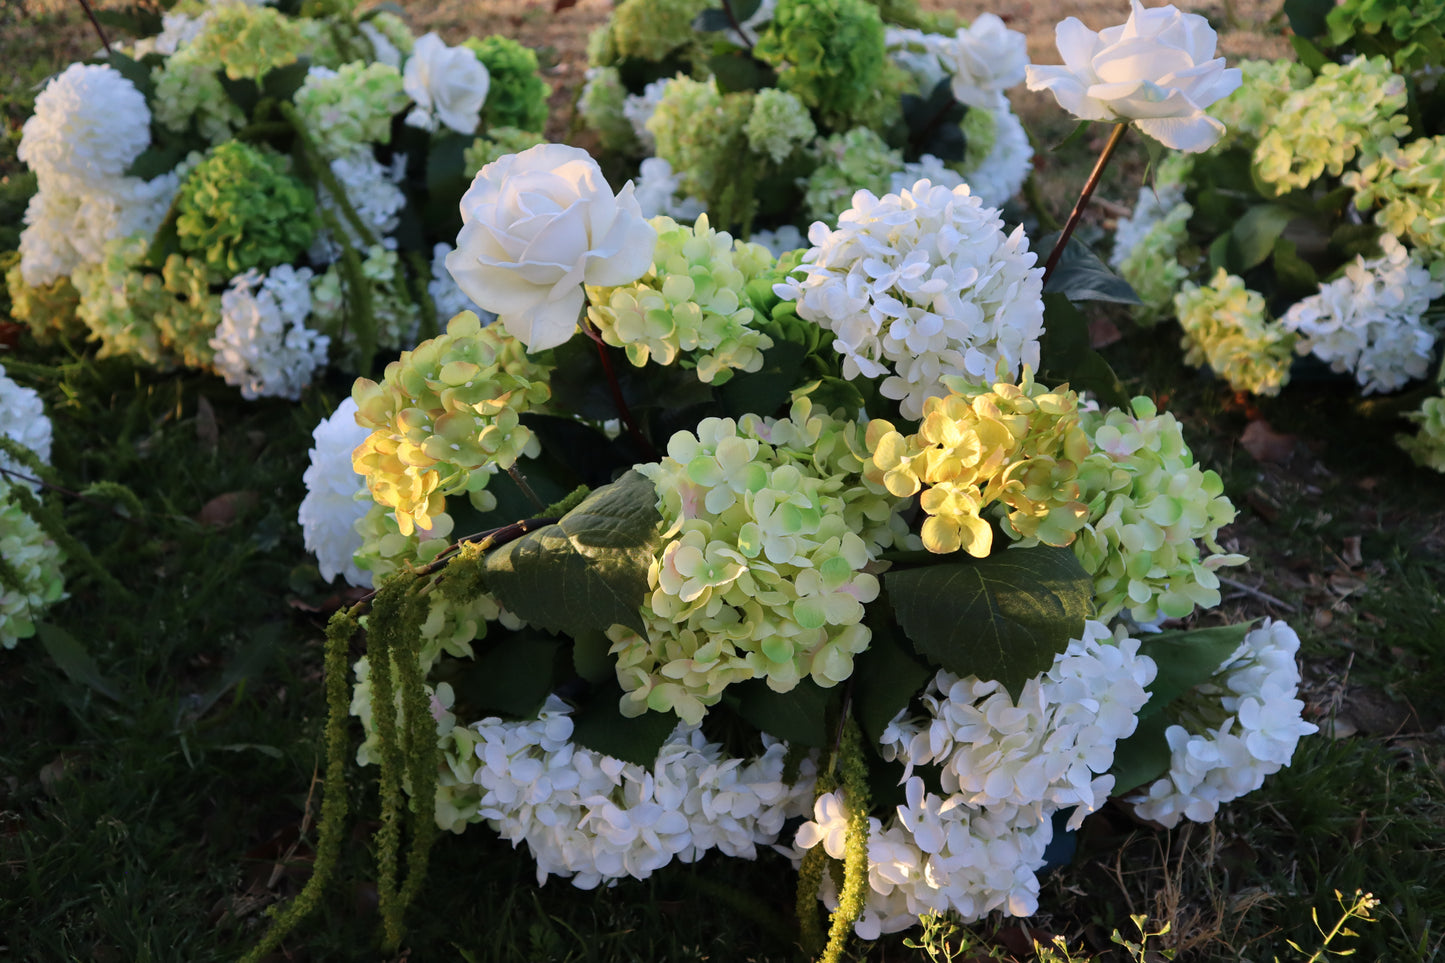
[3,9,1445,963]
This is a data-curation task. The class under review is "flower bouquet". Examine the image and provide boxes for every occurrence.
[4,0,554,399]
[1104,0,1445,467]
[575,0,1035,241]
[271,58,1318,951]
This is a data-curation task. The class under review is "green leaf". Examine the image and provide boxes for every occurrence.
[1039,293,1129,409]
[1290,34,1330,71]
[1039,232,1141,304]
[1050,119,1092,153]
[572,628,614,685]
[37,623,123,703]
[1272,238,1320,303]
[1329,222,1384,261]
[217,73,260,115]
[107,50,154,100]
[728,677,838,746]
[125,146,183,182]
[484,470,661,637]
[1283,0,1334,40]
[708,52,776,94]
[884,546,1092,701]
[262,59,311,102]
[569,682,679,765]
[1136,622,1254,719]
[1228,204,1297,272]
[1107,711,1172,795]
[728,0,763,23]
[469,636,564,717]
[693,8,736,33]
[850,612,931,744]
[716,337,807,419]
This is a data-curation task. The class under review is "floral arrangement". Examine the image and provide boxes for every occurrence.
[266,22,1320,945]
[0,363,66,649]
[1105,0,1445,468]
[575,0,1035,240]
[5,0,554,399]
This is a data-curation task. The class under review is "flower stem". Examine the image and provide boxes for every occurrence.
[583,320,658,461]
[1041,122,1128,287]
[73,0,111,57]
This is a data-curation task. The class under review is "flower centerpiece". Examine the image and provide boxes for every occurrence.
[575,0,1035,241]
[266,104,1317,957]
[1100,0,1445,469]
[4,0,554,399]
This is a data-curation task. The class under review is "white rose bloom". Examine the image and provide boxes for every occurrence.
[933,14,1029,111]
[18,63,151,183]
[446,144,658,352]
[403,32,490,135]
[886,27,948,92]
[359,20,403,68]
[298,398,373,587]
[211,266,330,400]
[1026,0,1242,152]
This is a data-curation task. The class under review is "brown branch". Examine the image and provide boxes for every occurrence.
[1041,122,1129,287]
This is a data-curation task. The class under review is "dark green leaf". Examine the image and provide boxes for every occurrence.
[885,547,1092,701]
[262,59,311,102]
[1272,238,1320,302]
[717,337,807,419]
[1107,711,1172,795]
[728,0,762,23]
[125,146,183,182]
[708,52,775,93]
[572,629,614,684]
[1283,0,1334,40]
[693,8,736,33]
[470,636,564,717]
[1207,231,1231,274]
[851,612,931,744]
[484,470,661,637]
[569,682,679,765]
[1137,622,1254,719]
[1290,34,1330,71]
[217,73,260,115]
[179,624,279,724]
[107,50,154,100]
[1228,204,1297,272]
[1040,232,1141,304]
[729,677,838,746]
[1050,119,1092,153]
[37,623,123,703]
[1329,222,1384,261]
[1039,293,1129,409]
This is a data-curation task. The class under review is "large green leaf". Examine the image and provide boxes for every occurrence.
[1039,293,1129,409]
[1039,232,1141,305]
[484,470,661,637]
[885,546,1092,700]
[1228,204,1297,271]
[728,677,838,746]
[850,613,931,744]
[1107,711,1172,795]
[569,682,680,766]
[37,623,123,703]
[467,636,564,718]
[1136,622,1253,720]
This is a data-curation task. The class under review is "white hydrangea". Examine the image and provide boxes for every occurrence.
[298,398,372,587]
[929,14,1029,111]
[1279,234,1444,395]
[631,157,705,222]
[428,242,490,323]
[889,155,965,195]
[623,78,670,153]
[775,179,1045,419]
[0,365,53,488]
[748,224,806,259]
[1111,181,1188,269]
[469,695,817,888]
[1130,619,1317,827]
[885,27,949,93]
[211,265,329,400]
[18,63,151,183]
[128,9,211,58]
[309,150,407,264]
[956,106,1033,208]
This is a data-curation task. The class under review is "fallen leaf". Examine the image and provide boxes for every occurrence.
[195,395,219,453]
[1341,536,1363,568]
[1240,419,1296,463]
[196,491,259,528]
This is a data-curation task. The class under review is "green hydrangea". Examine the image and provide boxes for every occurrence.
[961,106,998,164]
[175,142,317,285]
[1205,59,1312,153]
[610,0,711,61]
[187,3,306,80]
[802,127,901,227]
[646,76,757,225]
[1175,269,1296,396]
[293,61,409,161]
[1325,0,1445,74]
[1347,135,1445,259]
[362,11,415,59]
[308,244,421,356]
[1119,202,1194,326]
[1253,56,1410,194]
[465,36,550,133]
[745,88,816,165]
[586,21,619,67]
[351,312,553,536]
[754,0,886,125]
[152,54,246,144]
[1075,396,1246,622]
[353,503,456,583]
[1399,394,1445,472]
[5,260,84,345]
[578,66,639,155]
[0,490,68,650]
[463,127,547,175]
[612,398,906,724]
[586,214,775,384]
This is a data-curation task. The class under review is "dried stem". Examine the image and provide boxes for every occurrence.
[1041,122,1129,287]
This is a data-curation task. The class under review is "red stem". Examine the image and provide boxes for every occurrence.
[1041,122,1129,288]
[583,321,658,461]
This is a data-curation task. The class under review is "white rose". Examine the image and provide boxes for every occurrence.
[403,32,490,135]
[445,144,658,352]
[935,14,1028,111]
[1025,0,1242,152]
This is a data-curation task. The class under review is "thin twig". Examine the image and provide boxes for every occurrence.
[73,0,111,56]
[355,516,560,604]
[507,464,546,511]
[583,319,658,461]
[1042,122,1129,287]
[1218,575,1298,613]
[0,465,138,521]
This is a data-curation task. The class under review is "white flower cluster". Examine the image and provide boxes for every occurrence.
[623,78,670,152]
[1279,234,1444,395]
[1130,619,1317,827]
[464,696,817,888]
[955,106,1033,209]
[799,622,1155,935]
[0,365,66,649]
[776,179,1045,419]
[16,64,181,288]
[297,398,372,587]
[309,151,407,263]
[631,158,706,222]
[212,265,330,400]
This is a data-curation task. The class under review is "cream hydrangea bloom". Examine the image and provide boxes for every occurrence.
[298,398,373,587]
[1026,0,1241,152]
